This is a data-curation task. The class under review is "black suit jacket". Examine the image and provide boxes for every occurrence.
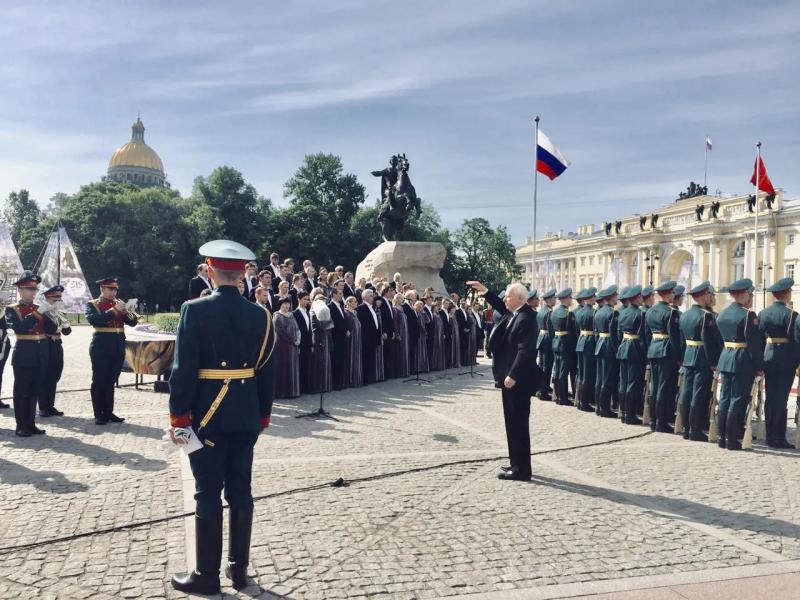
[343,283,356,299]
[189,276,212,300]
[330,299,348,343]
[438,309,451,340]
[484,291,540,395]
[293,307,312,351]
[357,303,381,351]
[402,302,418,347]
[424,305,436,338]
[242,276,258,302]
[378,300,395,338]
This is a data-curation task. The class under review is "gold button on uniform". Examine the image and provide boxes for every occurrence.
[221,361,227,367]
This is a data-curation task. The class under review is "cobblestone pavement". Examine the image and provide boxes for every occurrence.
[0,327,798,599]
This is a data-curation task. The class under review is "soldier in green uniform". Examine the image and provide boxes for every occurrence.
[169,240,276,594]
[645,281,682,432]
[527,288,539,311]
[678,281,723,441]
[38,285,72,417]
[536,289,556,401]
[758,277,798,448]
[574,288,597,412]
[615,287,631,409]
[637,285,654,417]
[593,285,619,418]
[85,277,138,425]
[616,285,646,424]
[672,285,686,311]
[5,272,57,436]
[550,288,578,406]
[715,278,764,450]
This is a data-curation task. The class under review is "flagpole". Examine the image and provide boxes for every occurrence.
[704,135,709,189]
[753,142,761,288]
[532,116,540,289]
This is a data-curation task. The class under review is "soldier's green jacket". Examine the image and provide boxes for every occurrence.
[758,301,800,369]
[536,305,554,350]
[575,305,596,354]
[679,304,723,369]
[593,304,619,358]
[616,304,647,363]
[550,304,578,355]
[645,301,681,361]
[168,286,276,433]
[716,302,764,375]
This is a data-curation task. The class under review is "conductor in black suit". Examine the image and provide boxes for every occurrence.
[293,291,312,394]
[357,289,382,384]
[469,280,540,481]
[188,264,213,299]
[329,286,348,390]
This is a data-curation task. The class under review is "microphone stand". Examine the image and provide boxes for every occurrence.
[403,345,431,385]
[295,390,337,421]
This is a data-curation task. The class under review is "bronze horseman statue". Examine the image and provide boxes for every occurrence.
[371,153,422,242]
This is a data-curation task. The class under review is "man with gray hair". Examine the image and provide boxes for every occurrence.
[468,280,540,481]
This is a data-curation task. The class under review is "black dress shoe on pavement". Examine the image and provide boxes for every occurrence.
[50,408,64,416]
[770,439,795,449]
[655,424,673,434]
[600,410,618,419]
[726,440,743,451]
[15,429,32,437]
[0,401,10,409]
[95,417,108,425]
[497,470,531,481]
[624,416,643,425]
[170,571,221,595]
[31,426,46,435]
[682,431,690,440]
[107,413,125,423]
[689,433,708,442]
[717,438,726,449]
[578,404,594,412]
[38,411,52,418]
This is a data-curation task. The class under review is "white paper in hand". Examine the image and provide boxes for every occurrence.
[126,298,139,311]
[174,426,203,455]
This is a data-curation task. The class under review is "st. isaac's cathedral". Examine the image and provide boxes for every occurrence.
[106,116,166,187]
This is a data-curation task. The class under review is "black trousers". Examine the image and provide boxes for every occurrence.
[501,387,532,477]
[331,336,346,390]
[764,365,792,443]
[0,341,10,399]
[39,341,64,412]
[189,431,260,518]
[679,365,713,436]
[90,351,125,418]
[13,365,43,432]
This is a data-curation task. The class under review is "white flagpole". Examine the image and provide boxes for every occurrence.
[704,135,709,189]
[753,142,761,285]
[532,116,540,289]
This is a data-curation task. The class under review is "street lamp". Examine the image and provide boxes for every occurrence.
[644,250,659,286]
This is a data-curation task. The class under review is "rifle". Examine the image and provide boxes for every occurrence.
[756,376,765,441]
[708,375,719,443]
[742,377,762,450]
[642,365,651,426]
[673,370,684,434]
[796,368,800,449]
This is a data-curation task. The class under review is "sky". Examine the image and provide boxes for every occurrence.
[1,0,798,247]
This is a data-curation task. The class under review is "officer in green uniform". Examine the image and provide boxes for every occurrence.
[672,285,686,311]
[536,288,556,401]
[616,285,646,424]
[678,281,723,441]
[593,285,619,417]
[615,287,631,409]
[169,240,276,594]
[527,288,539,311]
[5,272,56,436]
[39,285,72,417]
[645,281,682,432]
[758,277,798,448]
[550,288,577,406]
[575,288,597,412]
[637,285,654,417]
[716,278,764,450]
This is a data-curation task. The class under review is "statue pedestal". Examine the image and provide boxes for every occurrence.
[356,241,448,295]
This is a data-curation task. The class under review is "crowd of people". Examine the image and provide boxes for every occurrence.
[189,254,491,399]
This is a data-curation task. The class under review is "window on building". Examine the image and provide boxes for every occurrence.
[580,257,586,266]
[786,263,795,280]
[580,277,585,290]
[788,233,795,245]
[731,239,746,282]
[589,256,594,266]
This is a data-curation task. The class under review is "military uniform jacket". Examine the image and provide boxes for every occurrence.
[680,304,722,369]
[758,301,800,369]
[616,305,647,362]
[169,286,276,433]
[716,303,764,375]
[85,297,138,356]
[549,305,578,355]
[575,305,596,354]
[5,302,57,367]
[645,301,681,361]
[593,304,619,358]
[536,306,554,350]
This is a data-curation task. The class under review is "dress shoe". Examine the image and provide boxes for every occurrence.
[768,439,795,449]
[726,440,743,451]
[15,429,32,437]
[655,424,673,434]
[624,416,642,425]
[497,470,531,481]
[537,394,552,402]
[578,404,594,412]
[38,411,53,418]
[50,408,64,416]
[599,410,618,419]
[717,438,726,449]
[170,571,221,595]
[172,515,223,595]
[0,401,10,409]
[107,413,125,423]
[689,433,708,442]
[31,426,46,435]
[95,417,109,425]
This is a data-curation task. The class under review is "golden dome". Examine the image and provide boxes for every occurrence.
[107,117,164,174]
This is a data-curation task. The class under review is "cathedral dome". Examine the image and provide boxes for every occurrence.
[107,117,166,186]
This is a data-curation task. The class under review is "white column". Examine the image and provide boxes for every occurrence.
[636,248,643,285]
[559,260,565,289]
[744,235,753,278]
[708,239,717,287]
[692,241,701,290]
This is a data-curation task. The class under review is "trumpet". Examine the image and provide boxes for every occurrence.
[115,298,142,321]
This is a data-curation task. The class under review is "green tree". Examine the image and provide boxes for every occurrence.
[3,189,43,266]
[449,217,521,298]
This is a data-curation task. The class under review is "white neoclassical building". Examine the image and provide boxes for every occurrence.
[516,189,799,312]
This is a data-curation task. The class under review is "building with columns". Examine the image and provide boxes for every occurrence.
[515,189,799,311]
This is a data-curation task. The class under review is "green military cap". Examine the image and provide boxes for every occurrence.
[619,286,630,299]
[527,288,538,300]
[641,285,654,297]
[586,286,598,297]
[13,270,41,289]
[689,280,714,295]
[556,287,573,299]
[620,284,642,300]
[718,286,728,293]
[655,280,677,293]
[541,288,557,299]
[673,284,685,297]
[574,288,587,300]
[767,277,794,293]
[727,278,754,293]
[199,239,256,269]
[598,284,618,299]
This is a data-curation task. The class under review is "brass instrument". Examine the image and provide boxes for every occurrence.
[742,378,762,450]
[708,375,719,443]
[642,365,651,426]
[673,371,684,434]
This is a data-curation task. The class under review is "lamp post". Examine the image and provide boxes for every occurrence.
[644,249,659,286]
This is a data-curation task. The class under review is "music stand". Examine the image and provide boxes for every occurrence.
[295,391,338,421]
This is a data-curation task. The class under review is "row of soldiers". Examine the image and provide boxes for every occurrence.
[529,276,797,450]
[4,272,137,437]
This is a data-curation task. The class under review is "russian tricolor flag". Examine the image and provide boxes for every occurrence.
[536,130,570,180]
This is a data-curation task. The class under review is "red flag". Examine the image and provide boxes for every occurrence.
[750,156,775,195]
